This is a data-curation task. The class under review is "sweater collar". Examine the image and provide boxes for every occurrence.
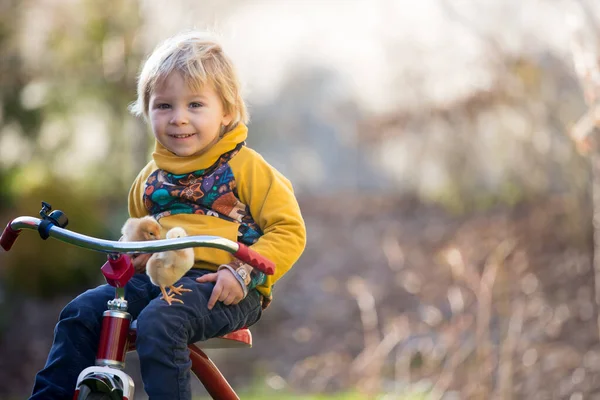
[152,123,248,174]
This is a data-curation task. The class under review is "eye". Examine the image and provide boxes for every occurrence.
[156,103,171,110]
[189,102,204,108]
[148,232,155,237]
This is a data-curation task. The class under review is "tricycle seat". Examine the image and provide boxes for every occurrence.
[128,320,252,350]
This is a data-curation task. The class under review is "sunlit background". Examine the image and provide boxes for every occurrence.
[1,0,600,398]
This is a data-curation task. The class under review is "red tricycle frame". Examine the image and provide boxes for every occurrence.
[1,203,274,400]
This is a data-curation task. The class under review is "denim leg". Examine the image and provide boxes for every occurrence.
[136,269,262,400]
[29,273,159,400]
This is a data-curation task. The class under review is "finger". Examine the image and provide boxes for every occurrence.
[221,291,236,305]
[208,283,222,310]
[230,296,243,306]
[132,254,152,272]
[133,253,151,264]
[218,289,230,303]
[196,273,218,283]
[224,281,244,300]
[223,292,240,306]
[233,284,244,299]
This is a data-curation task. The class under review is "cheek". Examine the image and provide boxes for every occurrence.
[201,113,223,129]
[149,114,163,130]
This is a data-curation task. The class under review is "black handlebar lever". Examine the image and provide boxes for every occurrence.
[37,201,69,240]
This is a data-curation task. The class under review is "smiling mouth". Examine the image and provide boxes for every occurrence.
[169,133,196,139]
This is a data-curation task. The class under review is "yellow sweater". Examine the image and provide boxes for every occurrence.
[128,124,306,302]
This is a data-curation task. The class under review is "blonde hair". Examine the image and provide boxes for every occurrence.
[129,31,248,128]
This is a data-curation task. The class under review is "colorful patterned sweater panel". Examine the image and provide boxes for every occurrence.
[142,143,267,291]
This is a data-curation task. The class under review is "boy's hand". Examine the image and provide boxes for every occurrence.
[196,269,245,309]
[131,253,152,273]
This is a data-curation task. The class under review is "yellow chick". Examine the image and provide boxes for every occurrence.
[146,227,195,305]
[119,216,162,274]
[120,216,162,242]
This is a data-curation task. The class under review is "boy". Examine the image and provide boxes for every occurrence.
[30,31,306,400]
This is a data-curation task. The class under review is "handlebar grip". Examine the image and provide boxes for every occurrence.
[233,243,275,275]
[1,220,21,251]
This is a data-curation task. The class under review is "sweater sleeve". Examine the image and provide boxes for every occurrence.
[127,162,156,218]
[231,149,307,287]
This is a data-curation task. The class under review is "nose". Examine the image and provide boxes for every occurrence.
[169,107,188,125]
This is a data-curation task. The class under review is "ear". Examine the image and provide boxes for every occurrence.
[222,112,233,127]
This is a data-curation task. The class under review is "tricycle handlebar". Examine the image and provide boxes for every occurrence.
[1,216,274,275]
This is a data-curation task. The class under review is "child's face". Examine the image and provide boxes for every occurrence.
[149,72,232,157]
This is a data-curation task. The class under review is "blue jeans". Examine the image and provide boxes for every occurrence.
[29,269,263,400]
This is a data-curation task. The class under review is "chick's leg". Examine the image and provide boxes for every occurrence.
[160,285,183,306]
[167,284,192,296]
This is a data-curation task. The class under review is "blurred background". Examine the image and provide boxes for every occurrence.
[1,0,600,398]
